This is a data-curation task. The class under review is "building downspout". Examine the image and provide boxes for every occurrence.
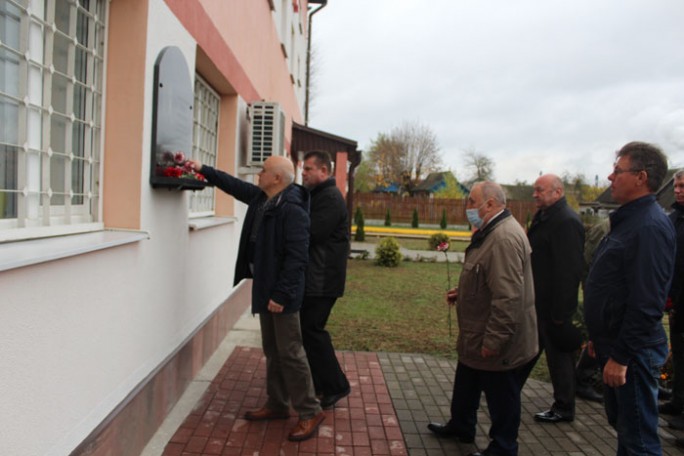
[305,0,327,126]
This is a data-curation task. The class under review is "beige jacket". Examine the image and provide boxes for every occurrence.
[456,214,538,371]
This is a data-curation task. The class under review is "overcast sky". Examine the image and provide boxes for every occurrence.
[309,0,684,186]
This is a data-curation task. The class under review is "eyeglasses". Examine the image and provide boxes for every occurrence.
[612,167,643,175]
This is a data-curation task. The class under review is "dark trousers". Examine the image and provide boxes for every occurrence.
[669,327,684,407]
[539,319,576,416]
[448,362,523,456]
[516,319,576,417]
[300,295,349,396]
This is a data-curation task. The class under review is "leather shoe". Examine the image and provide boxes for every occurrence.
[467,452,490,456]
[320,386,351,409]
[534,409,573,423]
[668,415,684,430]
[426,422,474,443]
[576,385,603,403]
[659,401,683,415]
[244,406,290,421]
[288,412,325,441]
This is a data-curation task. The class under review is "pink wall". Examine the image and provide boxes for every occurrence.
[165,0,307,150]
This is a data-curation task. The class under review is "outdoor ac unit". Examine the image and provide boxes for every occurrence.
[248,102,285,166]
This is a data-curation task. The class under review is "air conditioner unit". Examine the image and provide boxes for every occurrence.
[248,102,285,166]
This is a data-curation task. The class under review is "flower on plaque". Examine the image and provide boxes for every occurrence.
[158,151,206,181]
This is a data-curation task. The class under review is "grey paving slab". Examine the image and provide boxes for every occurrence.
[377,352,683,456]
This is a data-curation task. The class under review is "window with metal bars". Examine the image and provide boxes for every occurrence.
[0,0,106,240]
[188,74,218,216]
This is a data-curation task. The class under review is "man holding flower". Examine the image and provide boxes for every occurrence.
[427,181,538,456]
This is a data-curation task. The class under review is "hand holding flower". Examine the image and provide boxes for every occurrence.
[446,287,458,306]
[186,159,202,172]
[435,240,455,336]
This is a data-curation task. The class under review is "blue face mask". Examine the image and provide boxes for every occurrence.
[466,208,483,229]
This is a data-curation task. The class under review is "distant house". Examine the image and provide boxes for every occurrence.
[501,184,535,202]
[412,171,469,197]
[373,182,402,194]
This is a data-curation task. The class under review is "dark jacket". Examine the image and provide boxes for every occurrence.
[201,165,310,314]
[527,197,585,322]
[669,203,684,332]
[584,194,675,365]
[306,178,349,297]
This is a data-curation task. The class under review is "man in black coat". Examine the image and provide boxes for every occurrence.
[525,174,585,423]
[300,150,351,408]
[664,170,684,429]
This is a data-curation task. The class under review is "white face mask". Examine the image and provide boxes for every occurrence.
[466,208,483,229]
[466,201,487,229]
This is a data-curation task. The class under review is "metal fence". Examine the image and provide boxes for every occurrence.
[353,193,538,227]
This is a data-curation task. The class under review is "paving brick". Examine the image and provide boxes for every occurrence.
[157,346,682,456]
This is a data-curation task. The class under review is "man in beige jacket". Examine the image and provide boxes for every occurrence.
[427,181,538,456]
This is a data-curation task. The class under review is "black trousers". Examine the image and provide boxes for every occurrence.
[516,319,576,417]
[449,362,524,456]
[300,295,349,396]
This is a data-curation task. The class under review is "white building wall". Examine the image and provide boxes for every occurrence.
[0,2,249,455]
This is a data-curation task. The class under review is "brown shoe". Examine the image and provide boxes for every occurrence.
[244,406,290,421]
[287,412,325,441]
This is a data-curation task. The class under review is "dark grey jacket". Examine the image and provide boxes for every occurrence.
[527,197,585,322]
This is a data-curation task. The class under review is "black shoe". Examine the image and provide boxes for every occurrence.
[426,422,475,443]
[659,386,673,401]
[467,452,490,456]
[668,415,684,430]
[534,410,573,423]
[659,401,683,415]
[576,385,603,403]
[320,386,351,409]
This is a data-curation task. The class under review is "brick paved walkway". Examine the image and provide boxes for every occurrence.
[156,346,682,456]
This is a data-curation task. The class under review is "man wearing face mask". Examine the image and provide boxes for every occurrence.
[427,181,538,456]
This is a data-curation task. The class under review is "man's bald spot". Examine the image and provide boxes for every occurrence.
[536,174,565,195]
[266,156,295,184]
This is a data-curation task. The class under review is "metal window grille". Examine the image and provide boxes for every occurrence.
[0,0,106,238]
[189,74,218,216]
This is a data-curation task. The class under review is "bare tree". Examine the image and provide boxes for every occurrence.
[369,120,442,192]
[463,149,495,185]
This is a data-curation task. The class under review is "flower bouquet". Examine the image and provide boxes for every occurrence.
[151,151,209,191]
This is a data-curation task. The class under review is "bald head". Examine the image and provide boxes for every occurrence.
[258,156,295,197]
[533,174,564,210]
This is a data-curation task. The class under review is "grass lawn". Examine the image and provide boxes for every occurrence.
[329,258,551,382]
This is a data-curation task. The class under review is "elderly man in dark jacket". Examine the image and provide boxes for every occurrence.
[584,142,675,455]
[189,156,324,442]
[525,174,585,423]
[300,151,351,409]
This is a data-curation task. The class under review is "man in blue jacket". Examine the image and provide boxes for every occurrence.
[189,156,324,442]
[584,142,675,455]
